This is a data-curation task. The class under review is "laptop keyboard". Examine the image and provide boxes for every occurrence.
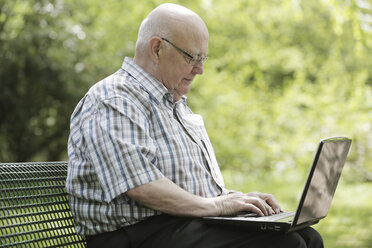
[237,211,295,221]
[260,211,295,221]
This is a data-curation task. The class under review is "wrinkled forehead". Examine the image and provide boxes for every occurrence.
[171,18,209,56]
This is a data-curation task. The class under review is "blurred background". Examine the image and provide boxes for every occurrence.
[0,0,371,247]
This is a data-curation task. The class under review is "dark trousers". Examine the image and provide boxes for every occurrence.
[86,214,324,248]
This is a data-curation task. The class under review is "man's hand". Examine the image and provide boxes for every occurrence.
[213,192,283,217]
[126,178,282,217]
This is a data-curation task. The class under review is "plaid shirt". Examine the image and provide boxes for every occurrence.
[67,57,227,236]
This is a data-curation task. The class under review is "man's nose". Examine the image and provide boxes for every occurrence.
[192,62,203,75]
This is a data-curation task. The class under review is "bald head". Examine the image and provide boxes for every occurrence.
[133,4,209,101]
[135,3,208,56]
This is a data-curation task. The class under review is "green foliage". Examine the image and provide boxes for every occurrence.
[1,0,371,175]
[1,0,372,247]
[189,0,372,182]
[0,0,89,161]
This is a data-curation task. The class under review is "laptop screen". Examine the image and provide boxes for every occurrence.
[295,137,352,225]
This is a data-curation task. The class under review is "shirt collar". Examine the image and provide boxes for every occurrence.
[121,57,187,105]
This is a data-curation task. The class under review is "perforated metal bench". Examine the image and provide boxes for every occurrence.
[0,162,87,248]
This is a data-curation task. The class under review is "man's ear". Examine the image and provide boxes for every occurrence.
[149,37,162,64]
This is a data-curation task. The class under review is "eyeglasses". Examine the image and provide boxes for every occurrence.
[161,38,208,66]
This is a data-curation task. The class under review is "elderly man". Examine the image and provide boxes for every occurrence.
[67,3,323,248]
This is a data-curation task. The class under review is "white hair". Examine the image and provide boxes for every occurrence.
[135,16,171,51]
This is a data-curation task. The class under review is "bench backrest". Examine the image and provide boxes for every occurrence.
[0,162,86,248]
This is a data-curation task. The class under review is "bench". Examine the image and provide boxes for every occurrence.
[0,161,87,248]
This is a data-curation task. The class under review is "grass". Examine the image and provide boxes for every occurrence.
[316,183,372,248]
[222,169,372,248]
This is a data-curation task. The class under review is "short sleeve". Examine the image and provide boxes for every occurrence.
[83,96,164,202]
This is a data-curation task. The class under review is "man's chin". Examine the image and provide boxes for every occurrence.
[173,89,190,102]
[177,88,190,97]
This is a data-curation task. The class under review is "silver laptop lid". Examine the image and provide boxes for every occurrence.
[293,137,352,227]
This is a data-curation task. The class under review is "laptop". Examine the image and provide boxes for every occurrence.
[203,137,352,233]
